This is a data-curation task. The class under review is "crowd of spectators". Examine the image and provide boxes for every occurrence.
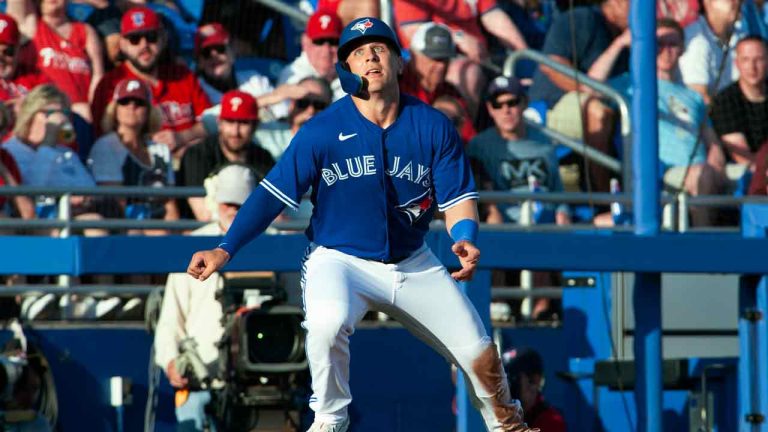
[1,0,768,321]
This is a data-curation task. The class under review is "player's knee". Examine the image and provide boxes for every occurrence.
[305,314,353,348]
[469,343,509,400]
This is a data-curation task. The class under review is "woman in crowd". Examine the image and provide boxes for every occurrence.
[88,78,178,234]
[7,0,104,122]
[2,84,98,219]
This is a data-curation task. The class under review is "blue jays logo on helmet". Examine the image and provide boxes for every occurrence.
[351,18,374,35]
[396,189,434,224]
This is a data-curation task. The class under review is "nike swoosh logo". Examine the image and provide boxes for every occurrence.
[338,132,358,141]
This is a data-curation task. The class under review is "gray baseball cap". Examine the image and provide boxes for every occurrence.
[410,22,455,60]
[215,164,256,205]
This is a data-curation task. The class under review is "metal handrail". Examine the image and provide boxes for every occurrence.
[0,185,206,197]
[503,49,633,189]
[526,121,622,173]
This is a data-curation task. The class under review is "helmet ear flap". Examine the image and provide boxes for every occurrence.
[335,62,365,96]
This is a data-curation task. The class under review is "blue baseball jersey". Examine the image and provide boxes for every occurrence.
[219,94,478,261]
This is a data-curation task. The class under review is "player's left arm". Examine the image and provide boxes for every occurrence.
[432,112,480,281]
[445,199,480,282]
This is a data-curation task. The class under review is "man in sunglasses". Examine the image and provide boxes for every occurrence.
[278,10,345,102]
[0,13,48,104]
[255,76,332,162]
[178,90,274,222]
[467,75,569,319]
[195,22,292,123]
[91,6,211,154]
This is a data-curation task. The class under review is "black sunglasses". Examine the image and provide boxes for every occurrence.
[117,97,146,107]
[295,98,328,111]
[0,46,15,58]
[490,98,522,109]
[127,32,160,45]
[312,38,339,47]
[201,44,227,58]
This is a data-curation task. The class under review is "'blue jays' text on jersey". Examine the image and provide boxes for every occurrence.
[222,94,477,261]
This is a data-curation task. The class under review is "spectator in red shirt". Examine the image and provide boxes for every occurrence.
[399,23,476,143]
[7,0,104,123]
[0,13,48,104]
[91,6,211,156]
[503,347,566,432]
[0,145,34,220]
[394,0,528,116]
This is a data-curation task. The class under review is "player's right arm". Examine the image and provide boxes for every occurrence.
[187,127,320,281]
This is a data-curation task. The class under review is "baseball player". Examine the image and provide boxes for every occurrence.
[187,17,537,432]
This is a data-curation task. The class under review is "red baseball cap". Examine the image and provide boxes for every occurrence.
[0,14,19,46]
[306,11,342,41]
[195,23,230,55]
[121,6,161,36]
[220,90,258,121]
[112,78,152,103]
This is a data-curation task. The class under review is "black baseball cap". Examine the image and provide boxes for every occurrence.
[410,22,456,60]
[486,75,526,101]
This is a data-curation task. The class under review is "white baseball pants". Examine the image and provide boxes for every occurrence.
[300,243,528,431]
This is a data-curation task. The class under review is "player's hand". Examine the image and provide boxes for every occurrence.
[187,248,230,281]
[450,240,480,282]
[166,360,188,388]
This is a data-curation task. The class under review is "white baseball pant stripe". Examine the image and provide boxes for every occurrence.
[300,243,524,431]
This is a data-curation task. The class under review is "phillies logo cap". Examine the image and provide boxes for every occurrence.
[121,6,161,36]
[112,78,152,103]
[194,23,230,55]
[220,90,258,121]
[0,13,20,46]
[306,11,342,41]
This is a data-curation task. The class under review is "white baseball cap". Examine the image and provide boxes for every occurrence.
[215,164,255,205]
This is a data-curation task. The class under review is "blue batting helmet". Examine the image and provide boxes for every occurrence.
[334,17,402,96]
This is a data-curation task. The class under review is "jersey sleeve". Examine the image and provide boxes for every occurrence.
[431,116,478,212]
[259,126,318,210]
[478,0,499,15]
[217,128,318,257]
[393,0,431,43]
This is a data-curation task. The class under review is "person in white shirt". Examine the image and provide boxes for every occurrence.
[154,163,258,432]
[277,10,345,101]
[679,0,745,104]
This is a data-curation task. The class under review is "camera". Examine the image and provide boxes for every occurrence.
[210,274,310,430]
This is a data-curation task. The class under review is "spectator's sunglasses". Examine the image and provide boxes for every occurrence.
[201,45,227,58]
[117,97,147,107]
[0,46,15,57]
[295,98,329,111]
[490,98,522,109]
[127,31,160,45]
[312,38,339,47]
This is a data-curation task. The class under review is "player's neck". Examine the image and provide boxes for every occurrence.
[352,91,400,129]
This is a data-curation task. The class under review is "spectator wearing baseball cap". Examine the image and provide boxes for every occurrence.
[88,77,178,228]
[278,10,346,101]
[179,90,274,221]
[503,348,566,432]
[468,76,569,317]
[6,0,105,123]
[0,12,48,104]
[91,6,211,155]
[194,22,291,130]
[400,22,476,144]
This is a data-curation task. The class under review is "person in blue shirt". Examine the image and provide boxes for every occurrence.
[186,17,536,432]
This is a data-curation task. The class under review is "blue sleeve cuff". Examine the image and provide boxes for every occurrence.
[450,219,478,244]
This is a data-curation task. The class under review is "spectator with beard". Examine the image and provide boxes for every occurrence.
[88,78,178,233]
[91,6,210,155]
[194,22,290,122]
[278,10,345,101]
[7,0,104,123]
[179,90,274,221]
